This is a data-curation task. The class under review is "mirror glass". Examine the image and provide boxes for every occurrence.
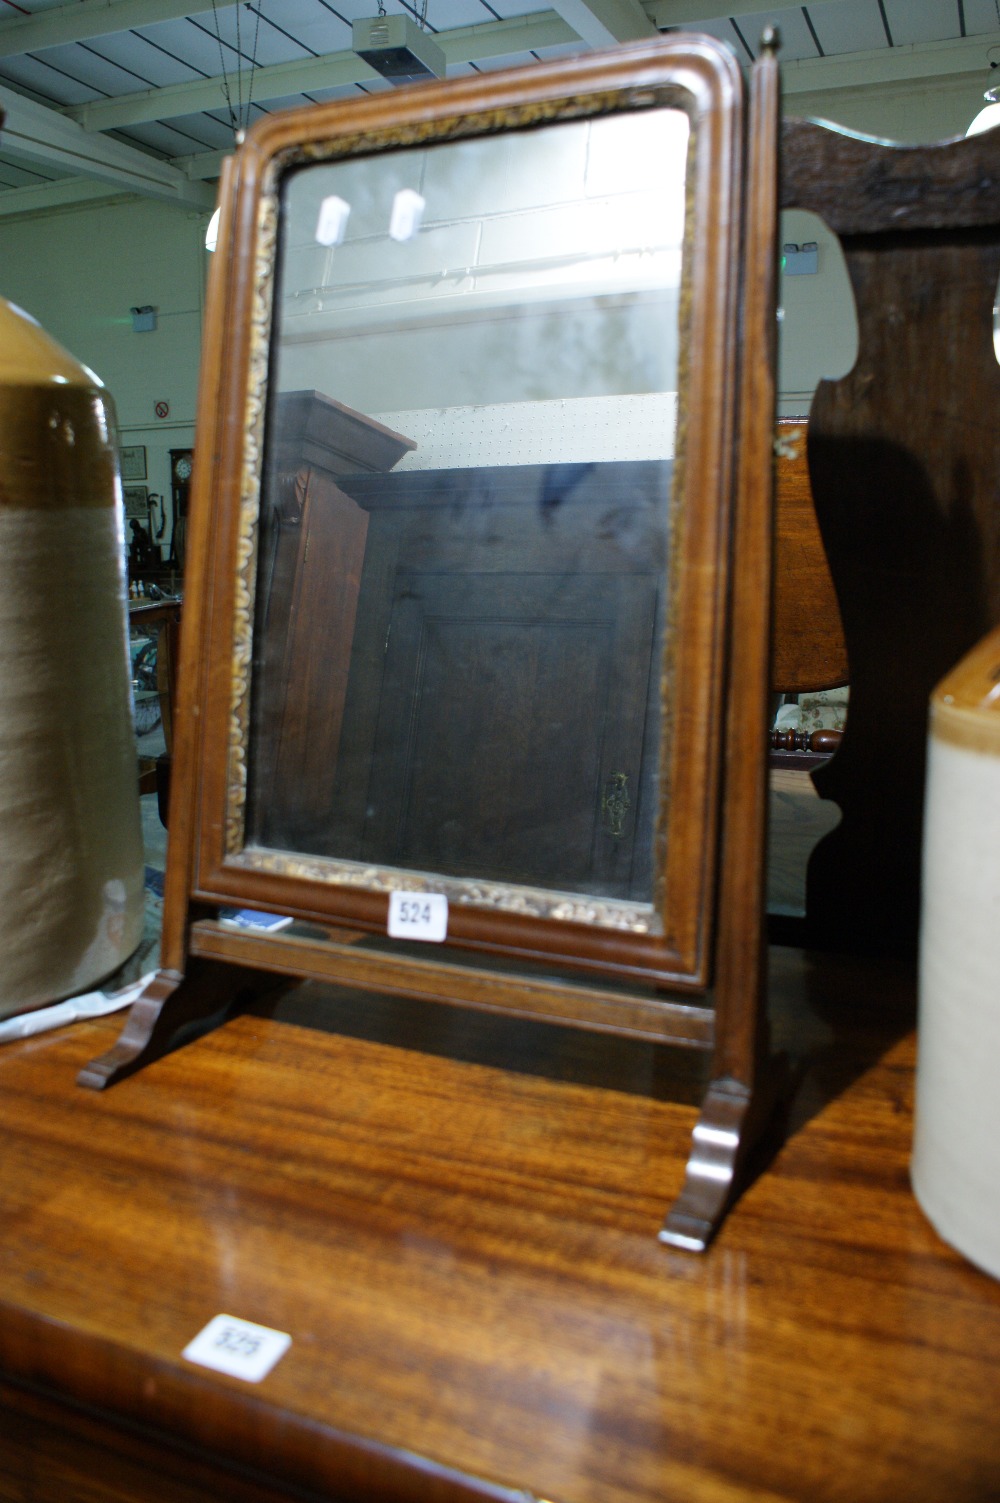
[243,106,689,915]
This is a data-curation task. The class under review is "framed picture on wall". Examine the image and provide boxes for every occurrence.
[120,445,147,481]
[122,485,148,519]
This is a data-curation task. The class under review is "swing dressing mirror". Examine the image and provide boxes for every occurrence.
[82,35,781,1251]
[196,41,746,988]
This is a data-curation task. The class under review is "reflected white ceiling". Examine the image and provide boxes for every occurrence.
[0,0,996,214]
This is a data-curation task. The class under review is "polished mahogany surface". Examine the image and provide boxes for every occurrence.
[1,950,999,1503]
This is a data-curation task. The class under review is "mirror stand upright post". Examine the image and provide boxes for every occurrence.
[660,30,782,1249]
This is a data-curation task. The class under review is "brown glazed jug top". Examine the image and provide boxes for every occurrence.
[0,297,103,389]
[0,297,117,516]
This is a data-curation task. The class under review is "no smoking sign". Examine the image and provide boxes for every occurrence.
[154,400,170,419]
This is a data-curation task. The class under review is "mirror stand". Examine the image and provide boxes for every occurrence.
[81,37,782,1252]
[659,38,782,1247]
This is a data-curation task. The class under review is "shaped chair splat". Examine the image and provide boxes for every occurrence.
[781,118,1000,956]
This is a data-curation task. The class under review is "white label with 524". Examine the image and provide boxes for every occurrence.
[387,891,448,943]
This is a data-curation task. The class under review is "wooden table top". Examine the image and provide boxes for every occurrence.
[0,947,997,1503]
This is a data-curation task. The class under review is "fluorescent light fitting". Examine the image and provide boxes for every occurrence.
[316,195,351,246]
[352,14,445,85]
[389,189,426,242]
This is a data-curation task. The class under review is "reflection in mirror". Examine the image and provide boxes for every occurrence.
[245,107,689,910]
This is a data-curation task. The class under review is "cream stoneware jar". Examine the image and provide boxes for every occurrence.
[912,624,1000,1279]
[0,298,144,1017]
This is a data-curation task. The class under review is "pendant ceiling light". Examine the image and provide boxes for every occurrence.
[969,19,1000,136]
[967,84,1000,137]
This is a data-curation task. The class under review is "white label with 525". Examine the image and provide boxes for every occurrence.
[182,1314,292,1383]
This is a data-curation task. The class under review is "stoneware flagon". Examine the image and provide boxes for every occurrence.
[0,296,144,1017]
[913,623,1000,1280]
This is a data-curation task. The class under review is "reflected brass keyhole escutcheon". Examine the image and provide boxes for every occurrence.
[601,772,630,838]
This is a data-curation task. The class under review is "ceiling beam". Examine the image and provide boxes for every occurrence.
[0,0,862,56]
[646,0,854,22]
[65,11,579,132]
[69,57,375,133]
[1,91,215,208]
[175,148,229,181]
[0,0,598,59]
[781,32,1000,95]
[0,0,202,60]
[547,0,654,49]
[48,5,1000,135]
[0,177,129,217]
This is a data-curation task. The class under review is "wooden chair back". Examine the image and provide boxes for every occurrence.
[772,416,847,695]
[780,117,1000,954]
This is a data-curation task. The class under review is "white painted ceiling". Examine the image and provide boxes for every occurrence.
[0,0,997,214]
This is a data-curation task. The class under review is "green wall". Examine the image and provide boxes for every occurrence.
[0,195,210,543]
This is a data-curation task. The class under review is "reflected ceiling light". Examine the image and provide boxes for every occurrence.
[389,189,425,242]
[316,195,351,246]
[205,207,220,252]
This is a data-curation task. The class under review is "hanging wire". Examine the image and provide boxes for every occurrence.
[209,0,265,141]
[245,1,265,123]
[210,0,238,133]
[235,0,243,129]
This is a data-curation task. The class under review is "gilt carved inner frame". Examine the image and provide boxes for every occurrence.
[189,37,745,993]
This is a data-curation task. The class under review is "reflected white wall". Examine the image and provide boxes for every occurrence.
[272,110,688,436]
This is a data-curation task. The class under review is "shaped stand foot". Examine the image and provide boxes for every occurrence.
[660,1061,788,1252]
[77,960,271,1090]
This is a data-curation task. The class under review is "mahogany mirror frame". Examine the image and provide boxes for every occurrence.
[81,35,781,1252]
